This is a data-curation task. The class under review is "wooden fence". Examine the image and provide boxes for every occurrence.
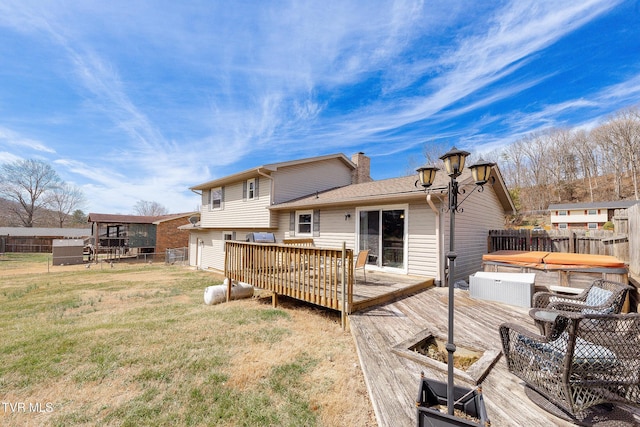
[488,229,629,263]
[0,236,57,253]
[629,204,640,275]
[224,241,354,313]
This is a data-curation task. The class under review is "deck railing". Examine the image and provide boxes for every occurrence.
[224,241,354,312]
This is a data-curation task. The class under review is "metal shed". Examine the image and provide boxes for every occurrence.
[52,239,85,265]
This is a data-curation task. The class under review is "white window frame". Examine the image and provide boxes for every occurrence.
[587,209,597,215]
[558,210,568,216]
[355,204,408,274]
[295,210,313,236]
[210,187,222,210]
[247,178,256,200]
[587,223,598,229]
[558,223,568,229]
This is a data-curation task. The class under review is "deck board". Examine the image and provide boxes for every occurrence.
[349,287,640,427]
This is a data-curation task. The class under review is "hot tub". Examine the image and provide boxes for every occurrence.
[482,250,633,310]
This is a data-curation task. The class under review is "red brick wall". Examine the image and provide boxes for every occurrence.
[155,217,191,254]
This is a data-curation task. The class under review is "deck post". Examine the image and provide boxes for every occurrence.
[224,242,231,302]
[341,242,346,330]
[272,292,278,308]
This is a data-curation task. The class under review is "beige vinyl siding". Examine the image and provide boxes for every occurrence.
[295,207,357,250]
[200,180,273,229]
[200,230,221,271]
[446,185,505,283]
[198,228,291,272]
[407,201,439,277]
[188,233,200,268]
[272,158,353,204]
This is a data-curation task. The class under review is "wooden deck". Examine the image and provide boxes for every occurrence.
[351,270,433,312]
[349,287,640,427]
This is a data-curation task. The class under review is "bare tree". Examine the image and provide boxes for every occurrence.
[574,129,600,202]
[592,122,627,200]
[606,108,640,200]
[48,182,86,227]
[0,159,62,227]
[134,200,169,216]
[423,140,456,166]
[545,128,580,202]
[519,132,552,210]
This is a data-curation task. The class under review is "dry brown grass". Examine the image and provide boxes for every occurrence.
[0,254,376,426]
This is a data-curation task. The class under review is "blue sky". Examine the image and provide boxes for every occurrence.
[1,1,639,214]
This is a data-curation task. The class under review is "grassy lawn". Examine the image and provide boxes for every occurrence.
[0,254,375,426]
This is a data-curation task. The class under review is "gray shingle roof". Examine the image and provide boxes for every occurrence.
[269,170,473,210]
[0,227,91,238]
[548,200,640,210]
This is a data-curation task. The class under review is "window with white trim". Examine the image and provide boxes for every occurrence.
[558,210,567,216]
[295,210,313,235]
[558,223,568,229]
[210,187,222,210]
[247,178,256,200]
[587,209,597,215]
[588,223,598,229]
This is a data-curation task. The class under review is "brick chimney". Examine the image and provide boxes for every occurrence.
[351,152,372,184]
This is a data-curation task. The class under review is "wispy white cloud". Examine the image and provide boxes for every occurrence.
[0,126,56,154]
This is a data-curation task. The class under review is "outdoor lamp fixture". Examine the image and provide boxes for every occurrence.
[416,147,495,417]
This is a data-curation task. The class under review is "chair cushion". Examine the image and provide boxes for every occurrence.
[517,333,618,370]
[583,286,614,314]
[585,286,613,306]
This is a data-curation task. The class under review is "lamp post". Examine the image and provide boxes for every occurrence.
[416,147,495,416]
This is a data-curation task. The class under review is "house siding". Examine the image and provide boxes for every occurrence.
[281,207,357,250]
[446,185,505,283]
[550,209,607,228]
[279,203,439,277]
[200,180,273,229]
[407,202,439,277]
[272,159,353,204]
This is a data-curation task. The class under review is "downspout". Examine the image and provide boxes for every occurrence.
[427,193,444,287]
[256,168,274,205]
[257,168,276,230]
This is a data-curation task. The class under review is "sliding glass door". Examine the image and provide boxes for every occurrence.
[358,206,406,271]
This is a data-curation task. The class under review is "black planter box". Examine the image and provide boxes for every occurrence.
[416,377,490,427]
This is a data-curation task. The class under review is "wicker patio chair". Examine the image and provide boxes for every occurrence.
[532,279,632,315]
[500,310,640,420]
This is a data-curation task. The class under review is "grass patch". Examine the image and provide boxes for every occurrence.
[0,254,374,426]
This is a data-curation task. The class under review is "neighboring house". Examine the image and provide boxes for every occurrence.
[187,152,514,285]
[0,227,91,253]
[87,213,194,256]
[548,201,640,230]
[154,213,198,255]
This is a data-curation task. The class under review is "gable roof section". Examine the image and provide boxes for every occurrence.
[269,166,515,214]
[87,213,181,224]
[189,153,355,191]
[548,200,640,211]
[0,227,91,238]
[152,212,199,225]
